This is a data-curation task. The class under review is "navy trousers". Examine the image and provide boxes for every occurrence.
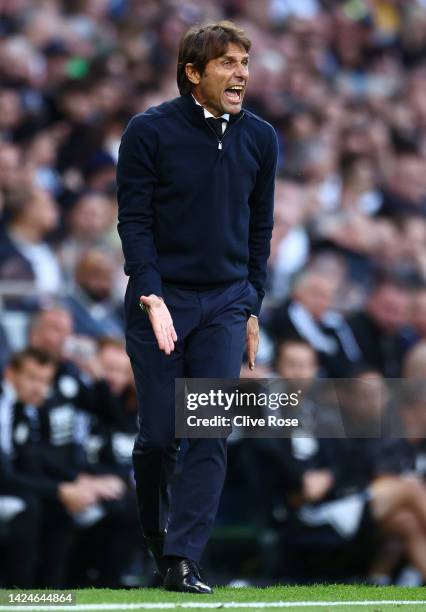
[125,278,257,562]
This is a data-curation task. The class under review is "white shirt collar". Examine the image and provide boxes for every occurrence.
[191,94,229,122]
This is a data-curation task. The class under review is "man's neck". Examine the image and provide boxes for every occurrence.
[191,93,229,120]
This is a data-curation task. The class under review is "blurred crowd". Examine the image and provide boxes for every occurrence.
[0,0,426,589]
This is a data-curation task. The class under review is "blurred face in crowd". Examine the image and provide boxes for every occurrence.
[187,42,249,116]
[75,250,114,302]
[342,157,376,192]
[0,143,21,190]
[341,371,387,423]
[6,357,55,407]
[69,192,113,241]
[403,341,426,379]
[98,343,131,396]
[367,283,410,334]
[13,188,59,235]
[30,309,73,359]
[293,273,337,320]
[270,183,304,262]
[0,89,22,130]
[61,89,93,123]
[275,341,318,381]
[387,155,426,205]
[27,132,57,167]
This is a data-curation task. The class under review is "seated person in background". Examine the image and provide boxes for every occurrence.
[272,338,345,436]
[69,337,141,588]
[63,248,124,339]
[266,268,361,377]
[0,185,61,309]
[383,347,426,483]
[347,275,411,377]
[27,308,130,586]
[59,190,116,282]
[307,373,426,583]
[28,306,126,428]
[256,351,426,582]
[0,348,97,587]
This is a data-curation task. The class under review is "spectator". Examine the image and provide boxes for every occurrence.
[28,306,125,428]
[27,311,129,586]
[267,268,361,376]
[68,338,141,588]
[64,248,124,338]
[60,190,117,280]
[257,369,426,582]
[268,179,310,300]
[347,276,411,377]
[0,185,61,302]
[0,348,97,587]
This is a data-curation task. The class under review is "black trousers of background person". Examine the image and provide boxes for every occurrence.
[125,278,257,563]
[0,495,41,588]
[36,499,76,588]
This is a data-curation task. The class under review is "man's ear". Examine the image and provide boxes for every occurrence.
[185,63,201,86]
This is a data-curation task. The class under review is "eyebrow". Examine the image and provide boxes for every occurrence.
[221,54,249,61]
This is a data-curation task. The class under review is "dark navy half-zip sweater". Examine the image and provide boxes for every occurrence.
[117,93,278,315]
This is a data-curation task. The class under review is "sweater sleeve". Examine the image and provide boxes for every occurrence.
[0,452,60,500]
[117,116,163,298]
[248,125,278,315]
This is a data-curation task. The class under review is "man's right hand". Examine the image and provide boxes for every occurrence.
[302,469,334,503]
[76,474,126,500]
[139,294,177,355]
[58,482,97,515]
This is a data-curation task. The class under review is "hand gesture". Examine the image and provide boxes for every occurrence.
[246,315,259,371]
[140,294,177,355]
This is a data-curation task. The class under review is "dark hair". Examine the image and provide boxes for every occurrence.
[273,337,317,370]
[9,347,56,371]
[4,185,36,222]
[177,21,251,96]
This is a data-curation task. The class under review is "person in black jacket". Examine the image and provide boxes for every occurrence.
[117,21,278,593]
[266,269,362,377]
[27,307,137,586]
[347,276,411,377]
[279,372,426,582]
[0,348,97,587]
[69,338,141,588]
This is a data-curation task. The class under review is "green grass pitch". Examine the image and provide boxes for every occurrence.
[2,585,425,612]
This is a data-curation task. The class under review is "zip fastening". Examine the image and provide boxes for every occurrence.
[204,112,245,150]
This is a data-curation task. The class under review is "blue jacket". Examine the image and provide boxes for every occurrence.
[117,93,278,315]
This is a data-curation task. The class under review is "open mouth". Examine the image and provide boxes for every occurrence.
[224,85,244,104]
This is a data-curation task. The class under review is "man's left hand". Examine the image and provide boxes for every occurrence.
[246,316,259,370]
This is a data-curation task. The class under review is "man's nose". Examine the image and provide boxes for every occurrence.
[234,63,249,79]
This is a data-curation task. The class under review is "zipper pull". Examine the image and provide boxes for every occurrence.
[218,141,222,150]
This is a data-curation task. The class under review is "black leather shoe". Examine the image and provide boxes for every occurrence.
[144,534,168,577]
[164,559,213,594]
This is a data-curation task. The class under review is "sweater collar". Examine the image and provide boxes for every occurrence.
[177,93,244,126]
[191,94,230,122]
